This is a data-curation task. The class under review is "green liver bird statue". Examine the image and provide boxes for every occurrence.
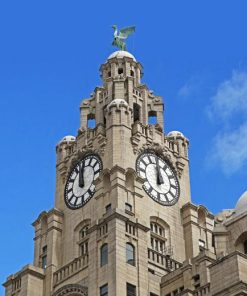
[112,25,135,51]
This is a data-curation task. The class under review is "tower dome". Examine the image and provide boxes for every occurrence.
[58,135,76,145]
[235,191,247,215]
[167,131,185,138]
[107,50,136,62]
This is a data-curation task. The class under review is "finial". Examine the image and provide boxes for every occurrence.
[112,25,135,51]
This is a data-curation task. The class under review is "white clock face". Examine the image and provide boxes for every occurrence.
[136,152,179,206]
[64,154,102,209]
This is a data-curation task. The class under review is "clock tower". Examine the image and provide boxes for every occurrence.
[4,50,193,296]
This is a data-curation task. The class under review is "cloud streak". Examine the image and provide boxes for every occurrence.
[177,75,203,98]
[208,70,247,120]
[207,70,247,175]
[209,123,247,175]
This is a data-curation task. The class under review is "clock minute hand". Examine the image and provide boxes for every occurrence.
[78,161,85,188]
[156,156,164,185]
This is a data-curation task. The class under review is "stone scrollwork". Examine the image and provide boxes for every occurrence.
[53,284,88,296]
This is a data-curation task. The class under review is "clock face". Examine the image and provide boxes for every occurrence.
[64,154,102,209]
[136,152,179,206]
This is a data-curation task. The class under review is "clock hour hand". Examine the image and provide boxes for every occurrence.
[78,161,85,188]
[156,156,164,185]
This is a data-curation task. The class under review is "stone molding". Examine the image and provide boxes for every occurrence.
[53,284,88,296]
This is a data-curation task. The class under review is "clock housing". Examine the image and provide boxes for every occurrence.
[64,154,102,209]
[136,152,180,206]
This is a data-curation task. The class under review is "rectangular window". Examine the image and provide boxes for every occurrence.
[101,244,108,266]
[127,283,136,296]
[125,203,132,212]
[100,284,108,296]
[105,204,111,213]
[42,255,47,269]
[199,239,205,249]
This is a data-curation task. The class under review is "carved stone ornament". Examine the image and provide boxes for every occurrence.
[135,142,167,156]
[53,284,88,296]
[136,143,177,173]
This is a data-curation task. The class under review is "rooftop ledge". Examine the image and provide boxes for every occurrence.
[3,264,45,287]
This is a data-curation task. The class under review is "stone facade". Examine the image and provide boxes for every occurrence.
[3,50,247,296]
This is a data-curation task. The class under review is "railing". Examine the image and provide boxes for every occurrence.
[12,276,21,294]
[53,254,88,287]
[133,88,142,98]
[132,122,151,137]
[148,248,182,271]
[194,284,210,296]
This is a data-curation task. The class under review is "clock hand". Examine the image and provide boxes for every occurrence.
[78,161,85,188]
[156,156,164,185]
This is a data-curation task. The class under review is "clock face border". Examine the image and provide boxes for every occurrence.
[136,151,180,206]
[64,153,103,210]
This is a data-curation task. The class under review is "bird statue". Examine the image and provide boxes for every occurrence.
[112,25,135,51]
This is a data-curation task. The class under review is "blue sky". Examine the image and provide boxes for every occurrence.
[1,0,247,293]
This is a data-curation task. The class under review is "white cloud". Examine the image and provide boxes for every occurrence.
[178,82,194,97]
[207,70,247,175]
[208,70,247,120]
[178,76,202,98]
[209,123,247,175]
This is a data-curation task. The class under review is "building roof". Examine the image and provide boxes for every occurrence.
[107,50,136,62]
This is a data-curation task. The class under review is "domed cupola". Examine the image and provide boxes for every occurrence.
[100,50,143,87]
[107,50,136,62]
[235,191,247,216]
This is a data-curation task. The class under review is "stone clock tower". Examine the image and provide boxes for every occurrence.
[4,50,195,296]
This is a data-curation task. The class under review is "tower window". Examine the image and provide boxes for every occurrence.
[108,71,111,77]
[127,283,136,296]
[125,203,132,212]
[199,239,206,250]
[126,243,135,266]
[130,70,135,77]
[105,203,112,213]
[42,255,47,269]
[41,245,47,269]
[87,114,96,128]
[118,68,123,75]
[100,284,108,296]
[148,111,157,125]
[133,103,140,122]
[100,244,108,266]
[244,240,247,254]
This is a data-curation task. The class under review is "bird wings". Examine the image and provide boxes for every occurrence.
[119,26,135,39]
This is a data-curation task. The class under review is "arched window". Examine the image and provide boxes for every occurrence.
[150,220,171,255]
[126,243,135,266]
[100,244,108,266]
[244,240,247,254]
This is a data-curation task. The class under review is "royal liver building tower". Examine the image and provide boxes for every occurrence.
[4,47,247,296]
